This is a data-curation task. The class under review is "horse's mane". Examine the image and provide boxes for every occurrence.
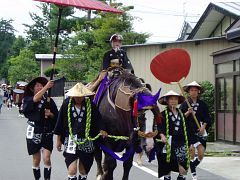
[118,71,143,89]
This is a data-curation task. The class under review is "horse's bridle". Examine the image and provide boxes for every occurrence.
[131,88,159,139]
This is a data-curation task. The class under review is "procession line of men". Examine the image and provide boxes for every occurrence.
[22,75,210,180]
[11,33,210,180]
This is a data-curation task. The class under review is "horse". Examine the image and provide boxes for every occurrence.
[94,70,160,180]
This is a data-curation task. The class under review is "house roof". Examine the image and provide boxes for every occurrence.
[177,21,193,41]
[123,36,225,48]
[212,44,240,56]
[187,2,240,40]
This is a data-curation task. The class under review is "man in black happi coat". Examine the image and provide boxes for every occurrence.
[23,77,58,180]
[180,81,211,180]
[54,83,107,180]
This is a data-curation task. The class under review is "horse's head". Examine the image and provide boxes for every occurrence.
[117,72,161,136]
[98,70,160,138]
[118,71,143,90]
[133,87,161,152]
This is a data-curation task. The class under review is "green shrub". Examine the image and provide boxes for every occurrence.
[199,81,215,142]
[44,67,60,77]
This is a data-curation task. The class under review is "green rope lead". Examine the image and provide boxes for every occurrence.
[164,108,190,168]
[68,97,102,145]
[67,98,129,145]
[165,108,171,163]
[155,139,163,143]
[108,135,129,141]
[179,109,190,168]
[85,97,91,138]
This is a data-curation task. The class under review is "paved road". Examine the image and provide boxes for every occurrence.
[0,105,239,180]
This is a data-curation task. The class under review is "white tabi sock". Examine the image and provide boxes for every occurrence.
[68,174,77,180]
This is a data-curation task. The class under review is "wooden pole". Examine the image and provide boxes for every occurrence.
[45,7,63,118]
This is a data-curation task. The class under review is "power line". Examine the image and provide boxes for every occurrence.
[125,1,201,17]
[130,10,200,17]
[132,3,186,14]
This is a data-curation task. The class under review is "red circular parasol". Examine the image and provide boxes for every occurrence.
[34,0,123,14]
[150,48,191,84]
[150,48,201,128]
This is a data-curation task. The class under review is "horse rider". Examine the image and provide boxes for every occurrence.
[180,81,211,180]
[87,34,134,93]
[54,83,108,180]
[101,33,134,74]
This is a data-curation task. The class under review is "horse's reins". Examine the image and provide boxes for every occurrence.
[107,81,159,139]
[65,71,159,162]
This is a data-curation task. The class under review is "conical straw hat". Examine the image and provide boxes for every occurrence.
[158,90,184,105]
[183,81,203,93]
[66,83,95,97]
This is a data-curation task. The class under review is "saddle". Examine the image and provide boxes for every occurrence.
[115,84,134,111]
[93,68,143,112]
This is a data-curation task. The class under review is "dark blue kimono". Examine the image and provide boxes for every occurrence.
[101,49,134,73]
[54,97,105,173]
[156,108,190,178]
[180,98,211,148]
[23,95,58,155]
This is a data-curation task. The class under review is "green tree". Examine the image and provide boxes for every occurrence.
[24,4,77,54]
[63,2,149,81]
[24,5,53,54]
[0,19,16,80]
[56,52,88,81]
[7,49,40,85]
[43,66,60,77]
[200,81,215,141]
[0,61,10,81]
[18,1,149,82]
[11,36,26,57]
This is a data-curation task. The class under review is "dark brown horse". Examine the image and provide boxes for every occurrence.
[94,71,160,180]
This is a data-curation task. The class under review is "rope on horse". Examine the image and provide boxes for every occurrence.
[67,97,129,145]
[68,97,159,145]
[137,130,158,138]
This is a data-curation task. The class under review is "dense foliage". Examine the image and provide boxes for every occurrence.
[0,1,149,85]
[8,50,40,85]
[199,81,215,142]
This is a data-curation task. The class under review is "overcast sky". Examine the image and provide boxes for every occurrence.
[0,0,239,42]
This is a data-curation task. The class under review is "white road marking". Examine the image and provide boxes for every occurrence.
[133,161,164,179]
[116,152,163,179]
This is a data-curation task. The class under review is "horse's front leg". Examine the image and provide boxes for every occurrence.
[101,152,117,180]
[122,151,134,180]
[94,146,104,180]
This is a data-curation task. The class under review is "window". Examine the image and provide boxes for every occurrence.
[216,61,233,74]
[216,78,224,110]
[225,78,233,111]
[216,78,233,111]
[235,60,240,72]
